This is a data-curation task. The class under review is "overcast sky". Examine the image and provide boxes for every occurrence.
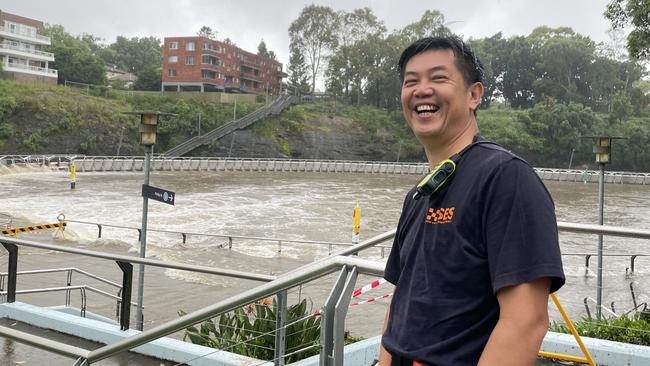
[2,0,615,67]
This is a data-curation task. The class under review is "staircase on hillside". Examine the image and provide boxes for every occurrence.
[165,94,298,157]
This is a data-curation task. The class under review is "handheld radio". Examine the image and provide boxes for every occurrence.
[412,139,496,200]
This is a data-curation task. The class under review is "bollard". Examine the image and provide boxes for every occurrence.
[278,240,282,254]
[70,161,76,189]
[228,237,233,249]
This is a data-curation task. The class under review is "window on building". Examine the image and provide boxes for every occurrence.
[203,42,213,50]
[186,42,195,51]
[168,56,178,63]
[201,69,216,79]
[186,56,195,65]
[169,42,178,50]
[168,69,177,77]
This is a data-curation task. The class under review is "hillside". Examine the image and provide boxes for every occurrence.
[1,80,649,171]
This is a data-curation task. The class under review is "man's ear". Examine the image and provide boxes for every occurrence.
[468,82,484,111]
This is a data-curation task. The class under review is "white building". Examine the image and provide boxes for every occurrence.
[0,9,57,84]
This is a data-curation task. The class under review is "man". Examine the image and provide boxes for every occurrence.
[379,36,565,366]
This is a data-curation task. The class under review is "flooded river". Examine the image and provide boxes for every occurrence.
[1,168,649,364]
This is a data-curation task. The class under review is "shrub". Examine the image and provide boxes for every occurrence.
[549,312,650,346]
[181,298,321,363]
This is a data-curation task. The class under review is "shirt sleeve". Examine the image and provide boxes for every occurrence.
[384,192,412,285]
[483,159,565,294]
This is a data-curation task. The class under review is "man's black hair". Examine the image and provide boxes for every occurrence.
[398,35,485,88]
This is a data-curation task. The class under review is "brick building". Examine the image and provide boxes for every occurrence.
[0,9,57,84]
[161,36,286,94]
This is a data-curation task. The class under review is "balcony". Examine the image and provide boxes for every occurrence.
[0,42,54,61]
[0,25,51,45]
[4,62,58,78]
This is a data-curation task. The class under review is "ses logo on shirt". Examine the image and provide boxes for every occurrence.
[425,207,455,224]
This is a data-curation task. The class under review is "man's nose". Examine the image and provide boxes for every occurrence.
[413,81,434,97]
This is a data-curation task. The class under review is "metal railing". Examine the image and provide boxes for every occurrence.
[0,267,139,320]
[165,94,297,157]
[0,25,51,42]
[2,223,650,364]
[0,229,391,365]
[4,61,58,76]
[63,218,392,255]
[0,42,54,58]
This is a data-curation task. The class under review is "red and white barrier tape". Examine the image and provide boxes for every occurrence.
[352,278,386,298]
[350,293,393,307]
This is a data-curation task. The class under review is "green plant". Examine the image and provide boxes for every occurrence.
[180,298,321,363]
[549,313,650,346]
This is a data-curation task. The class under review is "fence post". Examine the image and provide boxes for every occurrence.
[274,290,288,366]
[320,267,348,366]
[333,267,358,366]
[116,261,133,331]
[1,243,18,303]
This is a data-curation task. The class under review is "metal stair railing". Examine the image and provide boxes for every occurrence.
[165,95,296,157]
[0,229,393,365]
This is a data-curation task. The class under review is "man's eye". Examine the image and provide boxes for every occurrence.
[403,79,417,86]
[432,75,447,81]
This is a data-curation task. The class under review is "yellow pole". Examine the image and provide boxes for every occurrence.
[545,293,597,366]
[352,202,361,244]
[70,162,76,189]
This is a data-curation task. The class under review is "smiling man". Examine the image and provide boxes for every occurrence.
[378,36,565,366]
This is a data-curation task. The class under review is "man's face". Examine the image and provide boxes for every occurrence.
[400,49,480,143]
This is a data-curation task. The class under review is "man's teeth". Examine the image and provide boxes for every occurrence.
[416,105,439,113]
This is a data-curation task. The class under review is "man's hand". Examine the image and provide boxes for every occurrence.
[478,277,551,366]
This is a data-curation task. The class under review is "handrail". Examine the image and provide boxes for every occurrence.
[86,255,384,363]
[165,95,295,157]
[557,221,650,239]
[0,236,275,283]
[64,218,390,249]
[0,267,122,289]
[0,326,90,359]
[2,221,650,363]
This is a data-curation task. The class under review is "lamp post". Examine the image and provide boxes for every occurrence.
[583,135,623,319]
[125,111,175,330]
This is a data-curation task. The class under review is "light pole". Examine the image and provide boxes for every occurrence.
[583,135,623,319]
[126,111,174,330]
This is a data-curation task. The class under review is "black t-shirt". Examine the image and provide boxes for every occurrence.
[382,140,565,366]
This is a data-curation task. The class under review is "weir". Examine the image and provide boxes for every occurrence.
[3,155,649,184]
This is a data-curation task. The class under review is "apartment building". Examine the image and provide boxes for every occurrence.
[0,10,57,84]
[161,36,286,94]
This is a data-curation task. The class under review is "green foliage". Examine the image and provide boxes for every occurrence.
[180,298,320,363]
[289,5,339,93]
[23,132,47,152]
[106,36,162,74]
[45,24,107,85]
[605,0,650,59]
[134,66,162,91]
[549,312,650,346]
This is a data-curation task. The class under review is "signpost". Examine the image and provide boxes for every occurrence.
[142,184,175,205]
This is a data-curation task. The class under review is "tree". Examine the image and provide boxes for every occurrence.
[223,38,236,46]
[197,26,217,40]
[107,36,162,75]
[499,36,539,108]
[134,66,162,91]
[44,24,106,84]
[605,0,650,59]
[257,40,269,57]
[397,10,451,43]
[257,40,277,60]
[329,8,386,101]
[287,45,310,93]
[289,5,339,93]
